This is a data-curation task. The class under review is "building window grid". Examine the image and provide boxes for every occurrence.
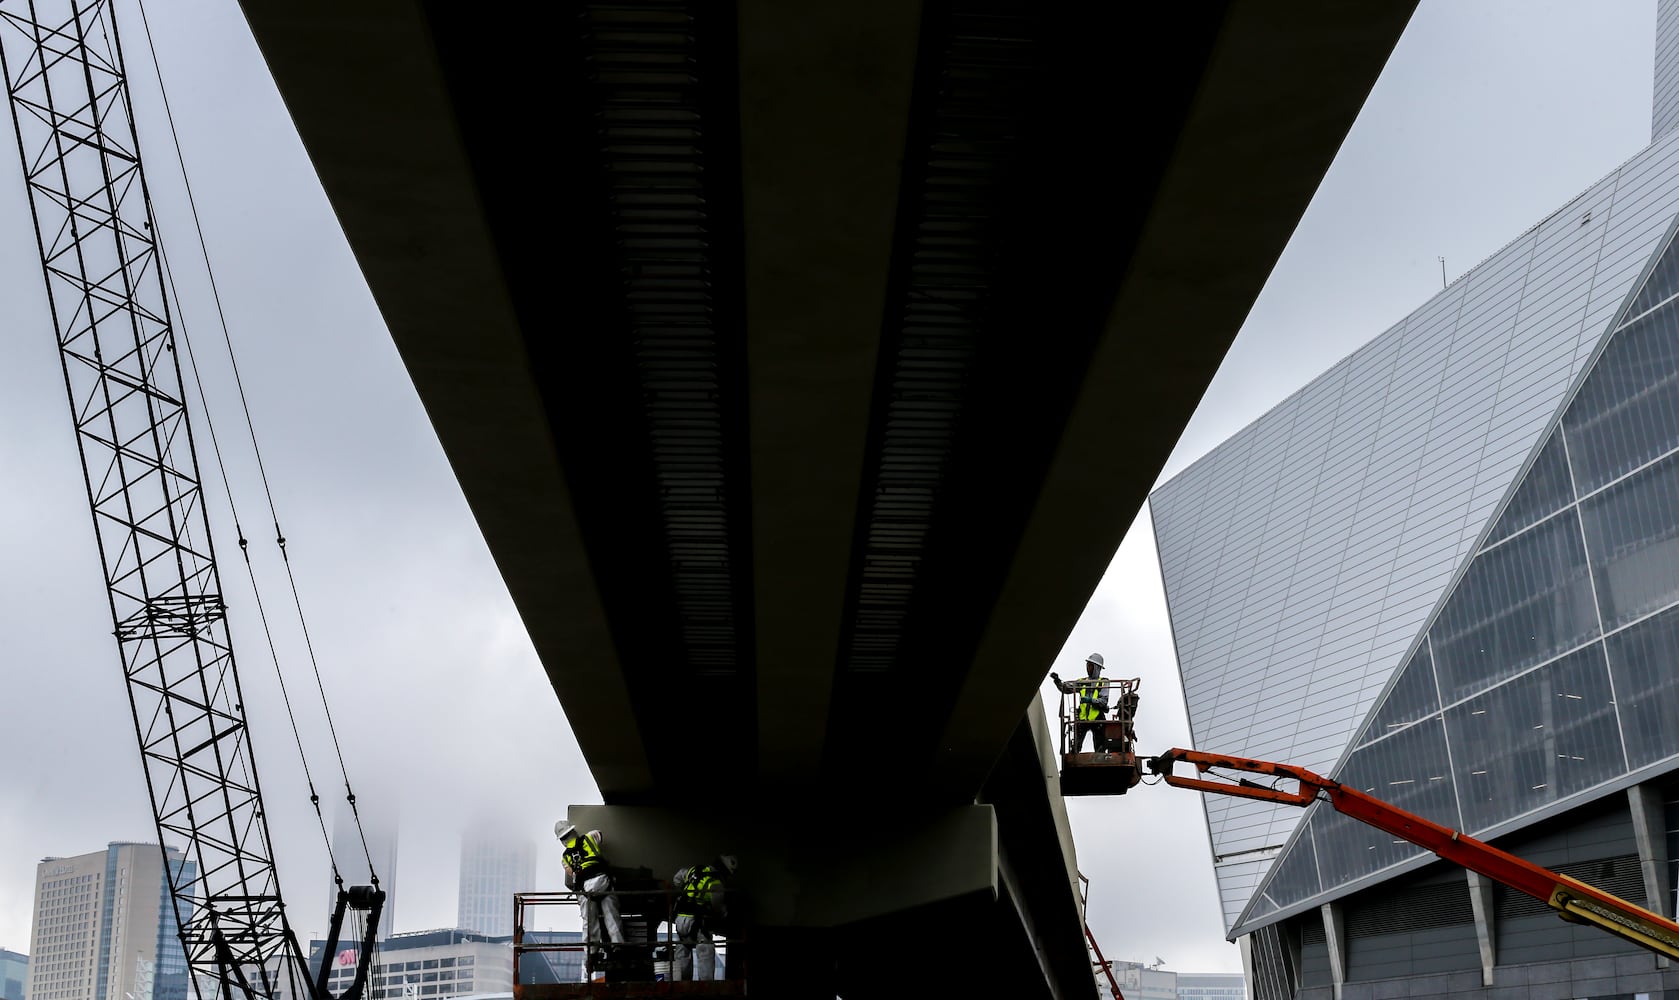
[1155,156,1679,919]
[1356,299,1679,749]
[1353,465,1679,756]
[1253,233,1679,922]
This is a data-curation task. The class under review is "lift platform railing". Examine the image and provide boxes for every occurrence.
[512,890,734,992]
[1056,677,1143,796]
[1056,677,1140,757]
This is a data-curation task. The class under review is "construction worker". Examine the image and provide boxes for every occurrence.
[1051,652,1109,751]
[670,854,736,981]
[555,821,624,966]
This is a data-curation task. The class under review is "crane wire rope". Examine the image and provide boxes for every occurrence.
[156,231,341,890]
[111,0,335,883]
[129,0,377,883]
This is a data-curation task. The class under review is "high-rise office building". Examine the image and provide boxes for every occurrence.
[24,844,193,1000]
[1,948,27,1000]
[327,805,398,941]
[456,834,535,938]
[308,930,514,1000]
[1155,4,1679,998]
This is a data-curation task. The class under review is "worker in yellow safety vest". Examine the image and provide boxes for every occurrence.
[671,854,736,981]
[556,821,624,966]
[1051,652,1110,752]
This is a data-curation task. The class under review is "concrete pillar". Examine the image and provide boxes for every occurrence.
[1629,782,1672,969]
[566,803,998,927]
[1466,870,1496,986]
[1320,902,1347,1000]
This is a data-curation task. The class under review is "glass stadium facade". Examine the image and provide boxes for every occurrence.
[1250,219,1679,922]
[1153,11,1679,996]
[1154,125,1679,934]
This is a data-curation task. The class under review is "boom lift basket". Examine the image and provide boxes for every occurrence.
[1057,677,1141,796]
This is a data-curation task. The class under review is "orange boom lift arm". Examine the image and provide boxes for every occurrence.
[1147,748,1679,960]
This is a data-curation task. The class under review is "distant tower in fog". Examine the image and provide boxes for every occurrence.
[456,831,536,937]
[327,804,398,940]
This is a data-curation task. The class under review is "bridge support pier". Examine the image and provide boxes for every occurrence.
[563,802,1000,992]
[565,802,998,925]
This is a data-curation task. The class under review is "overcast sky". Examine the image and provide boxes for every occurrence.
[0,0,1660,981]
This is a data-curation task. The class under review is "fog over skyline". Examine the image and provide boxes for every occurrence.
[0,0,1659,976]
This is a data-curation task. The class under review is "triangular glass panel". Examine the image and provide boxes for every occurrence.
[1262,717,1456,917]
[1257,820,1321,914]
[1627,228,1679,317]
[1485,430,1572,546]
[1430,508,1596,705]
[1563,294,1679,494]
[1358,642,1440,747]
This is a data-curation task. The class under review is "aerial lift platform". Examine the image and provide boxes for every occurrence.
[1056,677,1143,796]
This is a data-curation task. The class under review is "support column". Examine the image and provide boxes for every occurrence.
[1321,902,1347,1000]
[1466,870,1496,986]
[1629,783,1672,969]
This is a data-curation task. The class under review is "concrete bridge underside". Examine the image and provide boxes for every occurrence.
[238,2,1414,995]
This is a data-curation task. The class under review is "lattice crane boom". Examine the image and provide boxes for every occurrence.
[0,3,379,998]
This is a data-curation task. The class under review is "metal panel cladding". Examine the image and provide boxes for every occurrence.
[1152,127,1679,933]
[1239,204,1679,933]
[1656,0,1679,142]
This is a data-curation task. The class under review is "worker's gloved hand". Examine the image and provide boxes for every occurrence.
[1050,671,1061,685]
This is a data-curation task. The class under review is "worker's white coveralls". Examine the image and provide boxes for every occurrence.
[564,832,624,957]
[581,872,624,950]
[672,864,724,981]
[672,913,714,981]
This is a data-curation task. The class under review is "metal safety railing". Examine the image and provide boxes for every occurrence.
[512,890,734,989]
[1056,677,1140,757]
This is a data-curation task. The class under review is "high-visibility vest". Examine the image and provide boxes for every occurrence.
[566,834,607,880]
[678,866,723,916]
[1077,677,1104,721]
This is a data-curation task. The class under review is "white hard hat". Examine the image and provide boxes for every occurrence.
[554,820,577,842]
[1086,652,1104,668]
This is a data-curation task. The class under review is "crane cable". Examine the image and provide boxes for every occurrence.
[124,26,340,890]
[130,0,378,885]
[159,233,340,887]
